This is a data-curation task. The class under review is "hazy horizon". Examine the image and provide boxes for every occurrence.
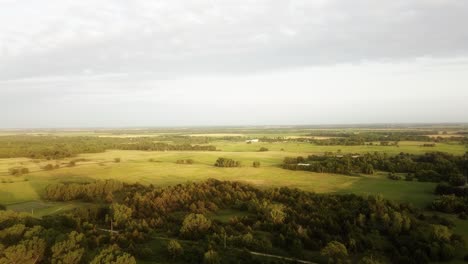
[1,0,468,128]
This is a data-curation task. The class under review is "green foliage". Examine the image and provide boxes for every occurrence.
[387,173,402,180]
[180,213,212,239]
[283,152,467,182]
[0,135,217,159]
[321,241,349,264]
[0,237,46,264]
[51,231,85,264]
[449,174,467,186]
[111,203,133,228]
[167,240,183,259]
[259,147,269,152]
[214,157,241,167]
[203,250,220,264]
[432,195,468,214]
[90,244,136,264]
[44,180,124,202]
[43,164,56,171]
[8,167,29,176]
[252,161,261,168]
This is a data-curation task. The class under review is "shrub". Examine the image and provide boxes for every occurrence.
[214,158,241,167]
[388,173,402,180]
[405,173,414,181]
[114,158,121,163]
[43,164,55,171]
[259,147,269,152]
[253,161,261,168]
[167,240,183,259]
[8,167,29,176]
[449,174,466,187]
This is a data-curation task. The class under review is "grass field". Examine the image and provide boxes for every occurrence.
[212,140,467,155]
[0,147,442,209]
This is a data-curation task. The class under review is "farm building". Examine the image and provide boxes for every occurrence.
[245,139,259,143]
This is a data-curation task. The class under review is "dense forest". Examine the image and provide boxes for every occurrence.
[283,152,468,183]
[0,179,462,263]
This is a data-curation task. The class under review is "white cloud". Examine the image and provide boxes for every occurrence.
[0,0,467,127]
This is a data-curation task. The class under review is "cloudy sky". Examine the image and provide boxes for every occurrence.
[1,0,467,128]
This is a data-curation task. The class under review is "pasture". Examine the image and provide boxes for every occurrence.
[1,148,441,209]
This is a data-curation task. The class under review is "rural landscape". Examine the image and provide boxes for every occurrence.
[2,0,468,263]
[0,125,467,263]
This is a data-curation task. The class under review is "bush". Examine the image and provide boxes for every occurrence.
[253,161,261,168]
[388,173,402,180]
[114,158,121,163]
[8,167,29,176]
[259,147,269,152]
[449,174,466,187]
[405,173,414,181]
[43,164,55,171]
[214,158,241,167]
[415,170,443,182]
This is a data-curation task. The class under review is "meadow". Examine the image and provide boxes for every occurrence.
[1,139,461,211]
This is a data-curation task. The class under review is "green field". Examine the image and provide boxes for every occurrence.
[0,145,447,208]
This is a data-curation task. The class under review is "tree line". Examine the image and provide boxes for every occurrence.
[0,136,217,159]
[283,152,468,183]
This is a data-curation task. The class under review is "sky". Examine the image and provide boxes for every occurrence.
[1,0,468,128]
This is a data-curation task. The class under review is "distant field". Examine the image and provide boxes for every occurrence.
[212,140,467,155]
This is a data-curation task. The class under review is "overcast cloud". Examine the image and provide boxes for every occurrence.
[1,0,467,128]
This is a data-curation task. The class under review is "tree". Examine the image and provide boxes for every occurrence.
[167,240,183,259]
[43,164,55,171]
[51,231,85,264]
[0,237,45,264]
[432,225,452,242]
[180,214,211,239]
[449,174,466,186]
[110,203,133,228]
[203,250,220,264]
[321,241,349,264]
[268,204,286,224]
[90,244,136,264]
[253,161,261,168]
